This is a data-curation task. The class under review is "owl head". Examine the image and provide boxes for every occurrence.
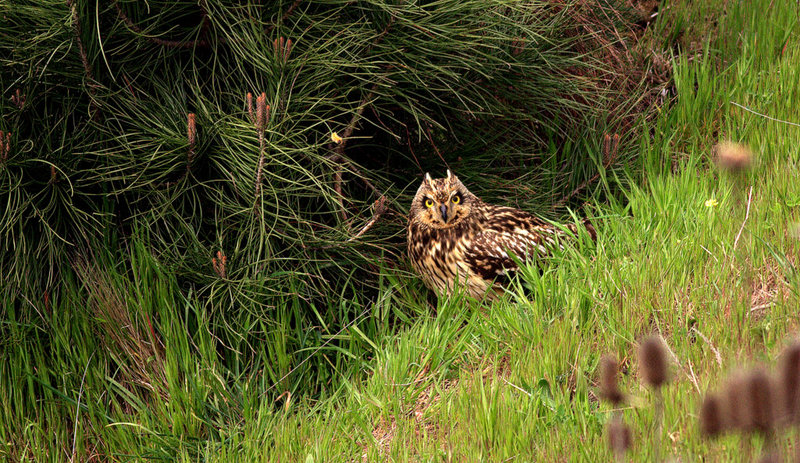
[409,170,476,228]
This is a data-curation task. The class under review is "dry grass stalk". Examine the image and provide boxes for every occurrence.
[74,259,166,396]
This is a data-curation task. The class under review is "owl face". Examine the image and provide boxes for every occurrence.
[410,170,474,229]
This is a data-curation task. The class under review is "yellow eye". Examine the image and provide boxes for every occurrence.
[424,199,434,208]
[451,195,461,204]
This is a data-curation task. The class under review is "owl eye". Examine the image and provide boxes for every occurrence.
[424,198,434,208]
[451,195,461,204]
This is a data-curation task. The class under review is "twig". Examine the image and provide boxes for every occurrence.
[327,84,381,221]
[335,83,379,154]
[500,377,532,397]
[114,1,211,49]
[332,168,347,221]
[731,101,800,128]
[282,0,303,21]
[325,17,395,220]
[67,0,94,82]
[733,186,753,250]
[685,358,702,395]
[691,326,722,367]
[749,302,774,313]
[347,196,387,242]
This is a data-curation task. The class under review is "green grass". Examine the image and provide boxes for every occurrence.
[3,0,800,461]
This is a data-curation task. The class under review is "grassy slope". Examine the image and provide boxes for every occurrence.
[2,0,800,461]
[255,1,800,461]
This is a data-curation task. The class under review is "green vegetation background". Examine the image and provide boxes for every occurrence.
[1,0,799,461]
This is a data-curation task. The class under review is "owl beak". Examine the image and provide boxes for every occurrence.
[439,204,448,223]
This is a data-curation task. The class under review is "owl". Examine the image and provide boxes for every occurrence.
[407,171,596,300]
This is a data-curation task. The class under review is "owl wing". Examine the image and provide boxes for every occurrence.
[463,226,559,284]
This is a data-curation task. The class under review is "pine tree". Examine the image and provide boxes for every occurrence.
[1,0,641,398]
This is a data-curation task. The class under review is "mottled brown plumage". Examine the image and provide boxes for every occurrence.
[407,171,595,300]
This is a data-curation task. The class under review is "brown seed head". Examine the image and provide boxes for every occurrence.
[735,368,776,434]
[714,141,752,172]
[699,393,725,438]
[607,418,632,455]
[748,368,776,434]
[599,354,624,405]
[639,335,668,388]
[780,341,800,424]
[724,372,748,431]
